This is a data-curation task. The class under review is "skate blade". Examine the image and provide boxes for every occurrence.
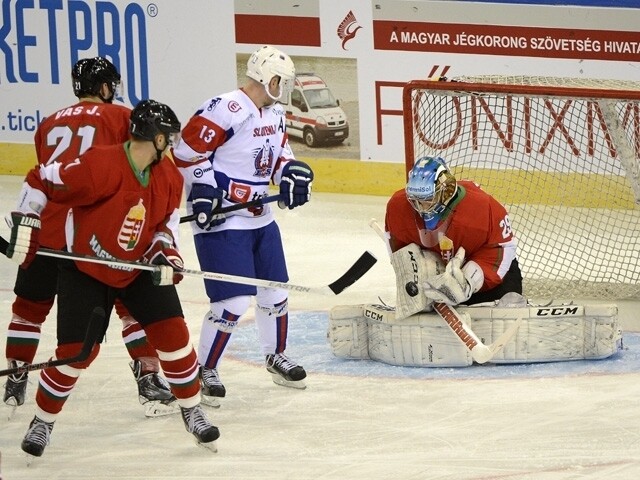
[25,452,39,466]
[195,438,218,453]
[200,395,221,408]
[270,373,307,390]
[144,400,181,417]
[5,399,19,421]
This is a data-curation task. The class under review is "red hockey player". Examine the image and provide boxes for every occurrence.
[385,156,523,306]
[3,57,177,417]
[5,99,219,456]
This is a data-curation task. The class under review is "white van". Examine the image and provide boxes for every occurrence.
[284,73,349,147]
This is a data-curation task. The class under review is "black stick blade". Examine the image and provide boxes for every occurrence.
[328,251,377,295]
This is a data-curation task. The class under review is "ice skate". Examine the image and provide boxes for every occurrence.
[4,360,29,419]
[130,360,180,417]
[265,353,307,389]
[21,415,54,459]
[199,366,225,408]
[181,404,220,452]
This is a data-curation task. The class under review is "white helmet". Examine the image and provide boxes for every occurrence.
[246,45,295,102]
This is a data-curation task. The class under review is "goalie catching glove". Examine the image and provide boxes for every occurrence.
[423,247,484,305]
[144,234,184,286]
[5,212,41,268]
[279,160,314,209]
[191,183,226,230]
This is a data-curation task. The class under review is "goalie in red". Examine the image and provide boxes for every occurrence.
[328,156,621,367]
[385,155,523,313]
[5,100,219,456]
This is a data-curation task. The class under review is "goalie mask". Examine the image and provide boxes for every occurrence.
[72,57,121,103]
[406,156,458,230]
[246,45,296,102]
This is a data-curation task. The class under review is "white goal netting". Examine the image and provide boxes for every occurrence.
[403,76,640,300]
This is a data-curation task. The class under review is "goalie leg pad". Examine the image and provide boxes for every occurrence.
[328,304,473,367]
[328,301,621,367]
[327,305,370,360]
[460,303,622,363]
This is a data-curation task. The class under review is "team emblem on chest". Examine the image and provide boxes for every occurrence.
[118,199,146,251]
[253,138,275,177]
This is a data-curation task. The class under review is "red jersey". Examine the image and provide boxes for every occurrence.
[33,101,131,249]
[25,142,184,288]
[385,180,517,291]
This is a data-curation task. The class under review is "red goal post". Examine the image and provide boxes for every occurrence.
[402,76,640,300]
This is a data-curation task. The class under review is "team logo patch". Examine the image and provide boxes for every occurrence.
[252,139,274,177]
[229,182,251,203]
[207,97,221,111]
[228,101,241,113]
[118,199,146,251]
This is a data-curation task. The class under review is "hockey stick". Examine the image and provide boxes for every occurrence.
[0,307,105,377]
[0,236,377,296]
[179,194,282,224]
[368,218,521,364]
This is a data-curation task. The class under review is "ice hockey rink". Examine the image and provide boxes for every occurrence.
[1,173,640,480]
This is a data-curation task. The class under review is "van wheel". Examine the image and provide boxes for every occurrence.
[303,129,317,147]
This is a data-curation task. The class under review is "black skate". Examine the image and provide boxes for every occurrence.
[181,404,220,451]
[265,353,307,389]
[130,360,179,417]
[21,415,54,458]
[4,360,28,416]
[199,367,225,408]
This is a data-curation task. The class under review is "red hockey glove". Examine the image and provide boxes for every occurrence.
[5,212,41,268]
[144,241,184,286]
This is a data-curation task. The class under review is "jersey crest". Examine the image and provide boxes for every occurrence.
[252,139,275,177]
[117,199,147,251]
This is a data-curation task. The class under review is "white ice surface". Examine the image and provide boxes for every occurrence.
[0,175,639,480]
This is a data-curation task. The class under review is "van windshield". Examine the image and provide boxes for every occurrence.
[304,88,338,109]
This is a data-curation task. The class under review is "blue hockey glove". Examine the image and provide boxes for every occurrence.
[191,183,226,230]
[279,160,314,210]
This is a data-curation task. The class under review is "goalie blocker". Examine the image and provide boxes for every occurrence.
[328,296,622,367]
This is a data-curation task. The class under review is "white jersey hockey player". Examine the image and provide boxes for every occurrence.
[172,45,314,406]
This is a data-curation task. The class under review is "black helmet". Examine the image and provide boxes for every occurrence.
[130,99,181,142]
[72,57,121,102]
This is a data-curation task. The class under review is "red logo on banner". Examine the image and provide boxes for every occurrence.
[337,10,362,50]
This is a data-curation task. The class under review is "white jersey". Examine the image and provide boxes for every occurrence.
[172,88,295,233]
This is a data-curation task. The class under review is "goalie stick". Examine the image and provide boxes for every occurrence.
[0,307,104,377]
[179,194,282,224]
[368,218,521,364]
[0,236,377,296]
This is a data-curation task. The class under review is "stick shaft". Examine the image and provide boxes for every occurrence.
[179,194,282,224]
[0,235,375,296]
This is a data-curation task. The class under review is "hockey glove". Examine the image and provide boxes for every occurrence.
[144,241,185,286]
[279,160,314,209]
[5,212,41,268]
[191,183,226,230]
[423,247,484,305]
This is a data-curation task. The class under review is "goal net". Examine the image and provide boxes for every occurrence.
[403,76,640,300]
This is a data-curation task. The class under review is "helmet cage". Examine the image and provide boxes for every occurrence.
[406,157,458,230]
